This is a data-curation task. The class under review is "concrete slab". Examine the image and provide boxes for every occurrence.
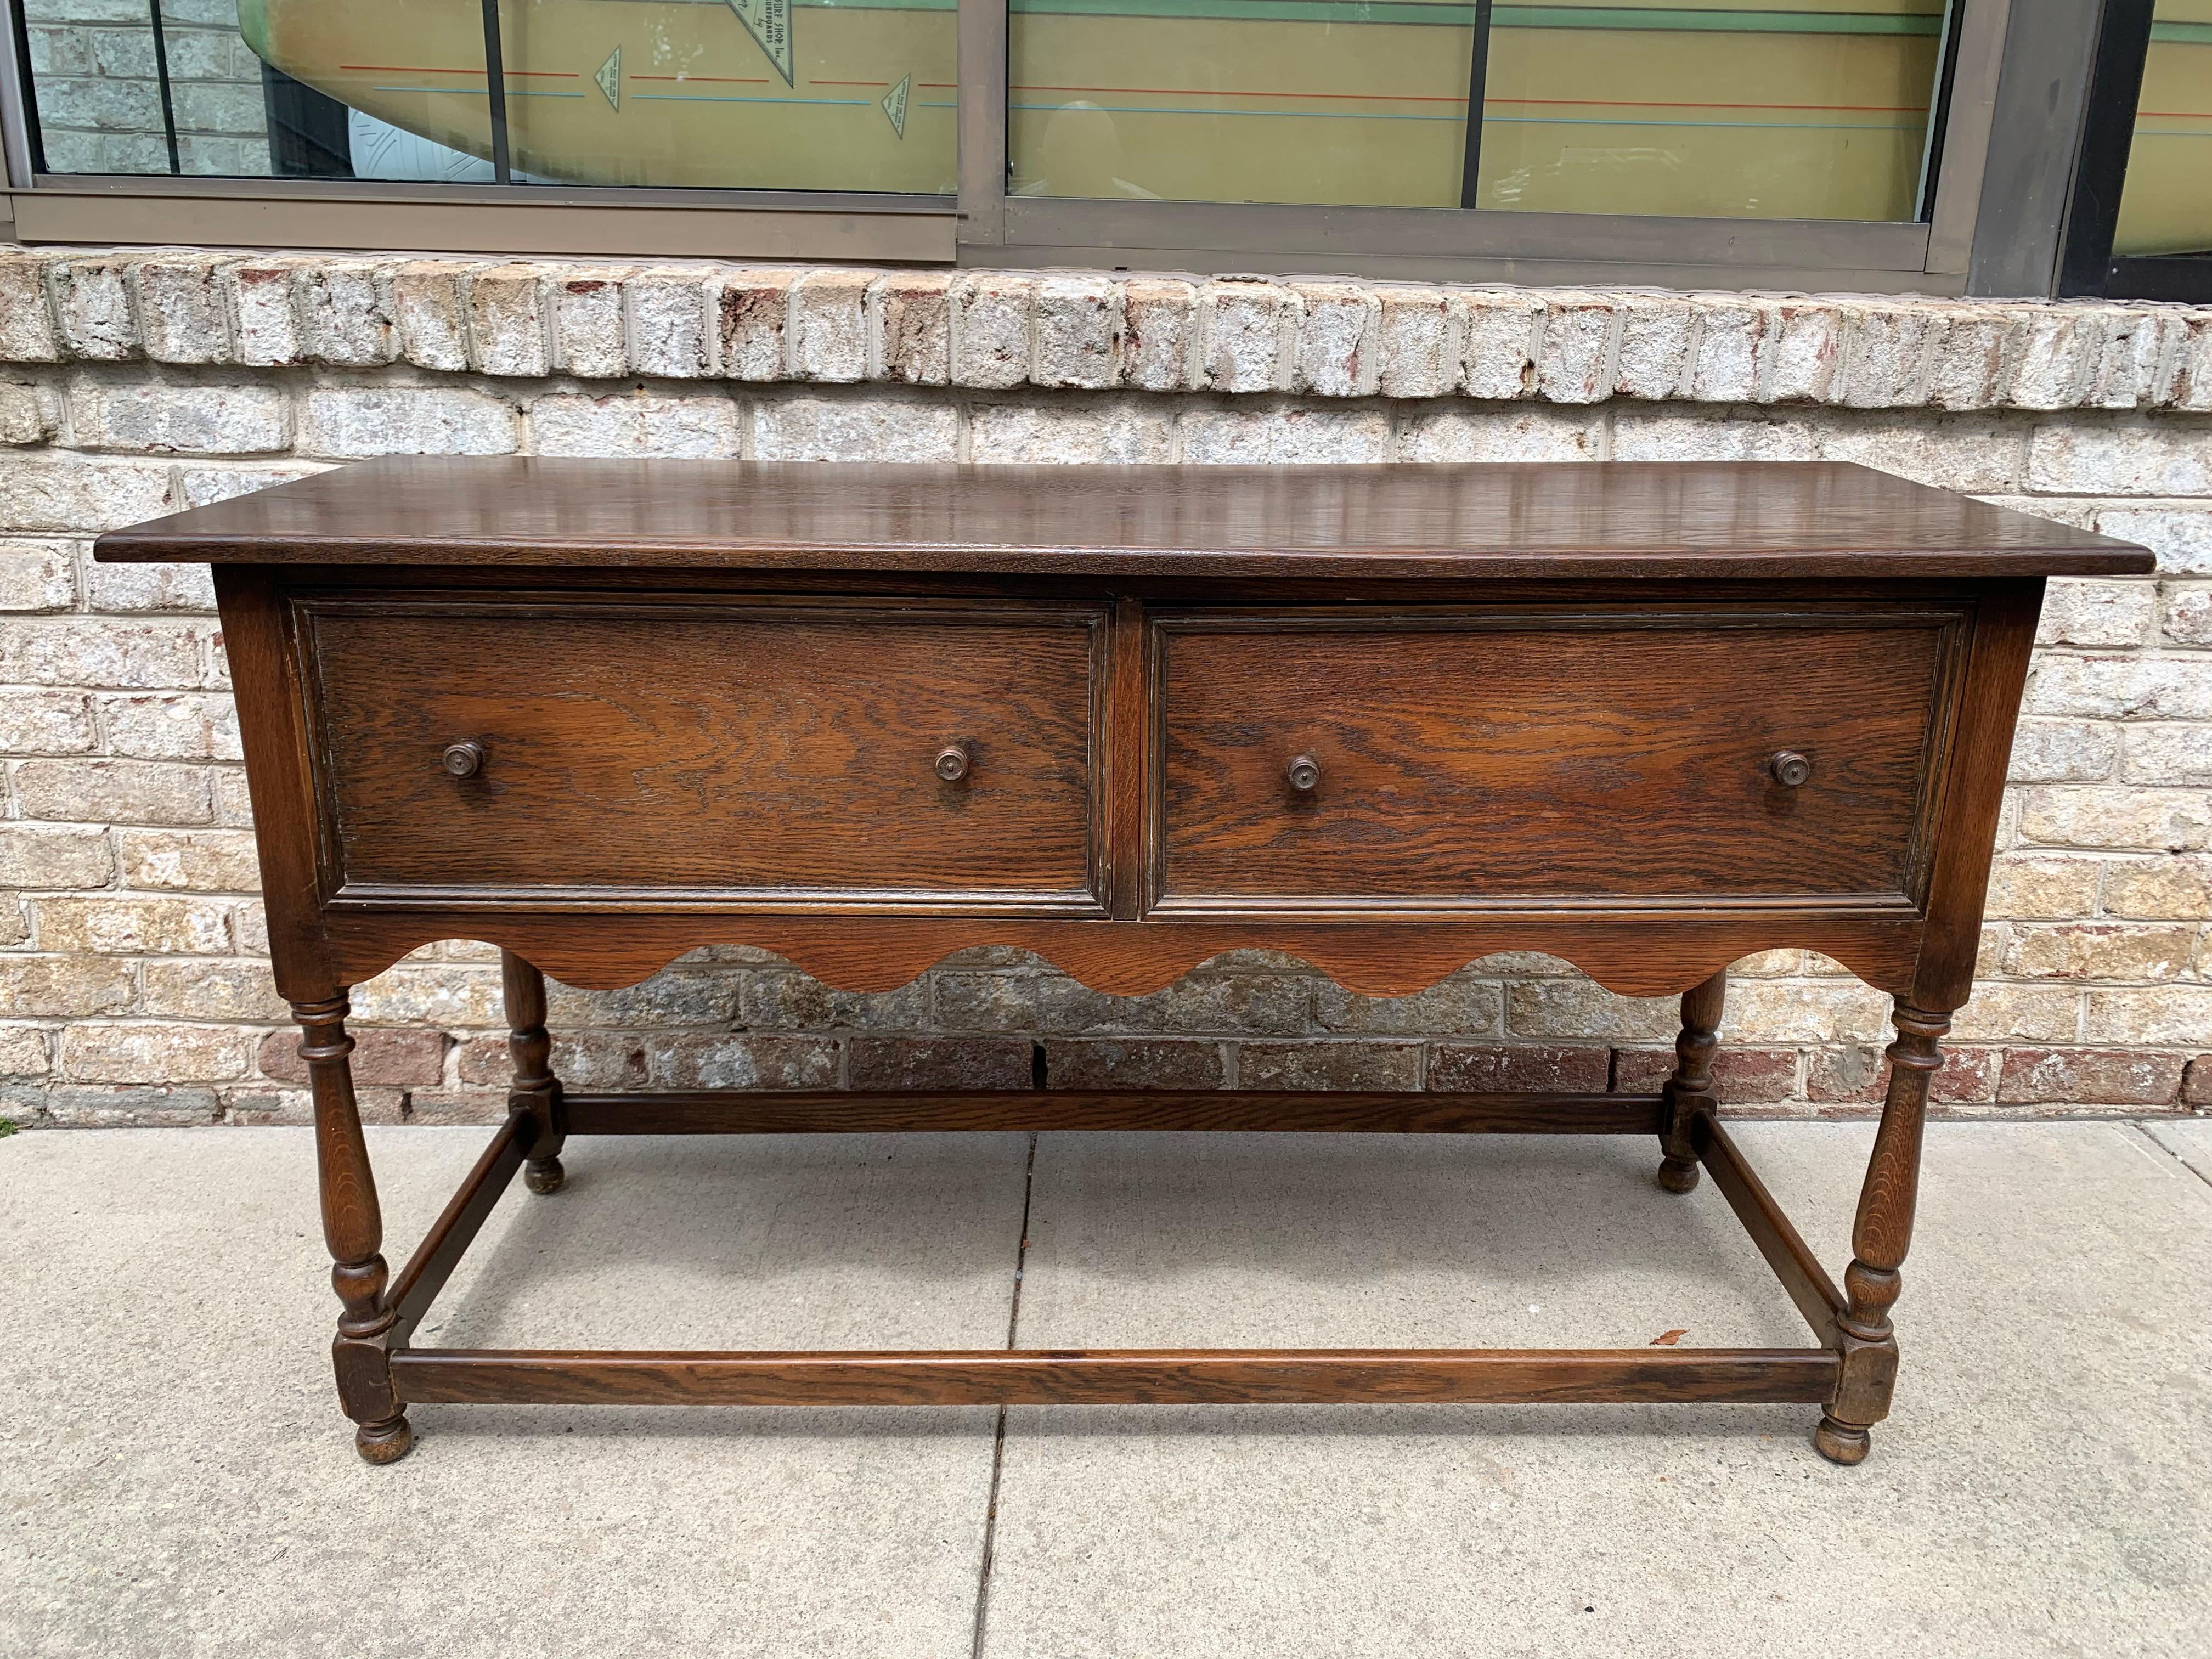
[0,1127,1028,1659]
[2140,1117,2212,1187]
[981,1124,2212,1659]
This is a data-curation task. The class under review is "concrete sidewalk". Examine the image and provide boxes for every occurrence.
[3,1120,2208,1659]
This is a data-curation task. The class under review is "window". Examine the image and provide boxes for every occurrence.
[2060,0,2212,303]
[0,0,2050,292]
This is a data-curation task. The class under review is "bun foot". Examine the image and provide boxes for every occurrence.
[1813,1414,1871,1465]
[1656,1155,1701,1194]
[524,1156,565,1195]
[354,1414,414,1465]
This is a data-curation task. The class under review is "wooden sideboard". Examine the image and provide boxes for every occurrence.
[95,457,2153,1468]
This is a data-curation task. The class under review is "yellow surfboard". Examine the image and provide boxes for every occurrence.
[237,0,957,194]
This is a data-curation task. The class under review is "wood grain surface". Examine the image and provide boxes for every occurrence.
[1160,611,1954,902]
[306,599,1104,902]
[95,458,2154,580]
[389,1345,1843,1407]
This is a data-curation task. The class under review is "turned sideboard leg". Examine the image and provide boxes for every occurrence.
[1815,1000,1949,1466]
[503,951,567,1195]
[293,994,412,1465]
[1656,970,1726,1194]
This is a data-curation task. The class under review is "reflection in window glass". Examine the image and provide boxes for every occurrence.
[1008,0,1950,221]
[495,0,954,191]
[20,0,953,193]
[2114,0,2212,256]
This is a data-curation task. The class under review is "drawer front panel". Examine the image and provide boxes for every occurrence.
[1158,611,1961,907]
[306,600,1104,905]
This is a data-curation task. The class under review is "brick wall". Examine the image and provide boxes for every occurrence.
[1,249,2208,1128]
[23,0,272,178]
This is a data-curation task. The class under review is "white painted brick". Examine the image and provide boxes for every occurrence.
[0,539,77,611]
[466,264,551,379]
[0,381,53,447]
[1375,287,1457,400]
[625,268,716,378]
[1837,302,1935,408]
[1818,414,2023,494]
[951,273,1033,390]
[1686,296,1769,403]
[1612,408,1817,462]
[529,392,740,459]
[296,387,518,458]
[716,270,797,382]
[2003,311,2095,410]
[1124,279,1197,392]
[2083,985,2212,1045]
[14,759,214,826]
[969,403,1170,464]
[118,828,262,892]
[2025,652,2212,719]
[50,259,139,361]
[753,396,958,461]
[175,464,329,511]
[2016,786,2212,851]
[869,273,950,386]
[2085,308,2179,409]
[1612,294,1690,400]
[1457,291,1541,400]
[1289,283,1378,399]
[133,256,229,365]
[2092,507,2212,574]
[2028,423,2212,496]
[0,825,112,888]
[1925,306,2015,410]
[97,691,240,761]
[82,558,216,613]
[789,269,872,383]
[2120,724,2212,786]
[551,267,636,379]
[1399,406,1603,462]
[2174,313,2212,411]
[300,260,396,367]
[388,260,472,373]
[70,382,288,455]
[2035,578,2157,647]
[1,617,204,687]
[0,687,94,752]
[1761,301,1844,404]
[2006,718,2118,783]
[2160,580,2212,645]
[0,256,63,364]
[1177,403,1391,464]
[222,261,306,368]
[60,1022,250,1084]
[1199,279,1291,394]
[0,454,178,533]
[1032,275,1122,390]
[1536,293,1620,405]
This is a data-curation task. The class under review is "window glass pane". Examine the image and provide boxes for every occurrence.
[2114,0,2212,257]
[496,0,955,191]
[17,0,953,192]
[1007,0,1950,221]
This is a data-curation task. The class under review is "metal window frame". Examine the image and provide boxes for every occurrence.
[0,0,2030,295]
[2053,0,2212,304]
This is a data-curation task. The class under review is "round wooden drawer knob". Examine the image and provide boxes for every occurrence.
[1770,751,1813,788]
[1286,754,1322,793]
[441,740,486,778]
[934,744,972,783]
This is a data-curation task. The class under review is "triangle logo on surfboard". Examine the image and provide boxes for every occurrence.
[724,0,794,88]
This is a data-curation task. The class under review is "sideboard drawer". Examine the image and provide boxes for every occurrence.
[303,599,1105,906]
[1157,609,1965,908]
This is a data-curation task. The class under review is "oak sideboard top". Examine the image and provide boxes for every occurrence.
[94,457,2153,580]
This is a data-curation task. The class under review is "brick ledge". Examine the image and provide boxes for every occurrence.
[2,248,2209,414]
